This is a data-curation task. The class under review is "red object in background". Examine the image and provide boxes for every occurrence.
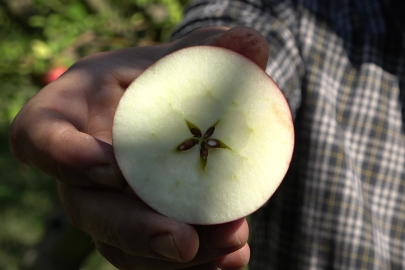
[43,66,67,84]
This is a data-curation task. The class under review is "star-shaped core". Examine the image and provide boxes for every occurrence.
[176,120,230,169]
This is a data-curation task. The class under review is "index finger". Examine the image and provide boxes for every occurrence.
[8,47,165,188]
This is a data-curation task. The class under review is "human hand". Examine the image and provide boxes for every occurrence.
[9,26,269,269]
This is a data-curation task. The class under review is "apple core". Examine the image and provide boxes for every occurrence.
[176,120,230,170]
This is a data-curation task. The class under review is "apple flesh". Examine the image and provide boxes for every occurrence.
[113,46,294,225]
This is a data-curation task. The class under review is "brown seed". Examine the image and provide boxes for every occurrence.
[204,127,215,138]
[177,139,198,151]
[200,142,208,160]
[207,139,221,148]
[190,128,202,138]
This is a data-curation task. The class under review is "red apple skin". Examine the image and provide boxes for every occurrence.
[43,66,68,85]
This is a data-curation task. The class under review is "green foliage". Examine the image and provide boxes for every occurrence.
[0,125,57,269]
[0,0,188,123]
[0,0,189,268]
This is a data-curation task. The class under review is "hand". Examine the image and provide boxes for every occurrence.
[9,26,269,269]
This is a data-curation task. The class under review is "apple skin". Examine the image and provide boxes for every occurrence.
[43,66,67,85]
[113,46,295,225]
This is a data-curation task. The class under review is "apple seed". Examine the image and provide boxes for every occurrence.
[207,139,221,148]
[200,142,208,160]
[204,127,215,138]
[177,139,198,151]
[190,128,202,137]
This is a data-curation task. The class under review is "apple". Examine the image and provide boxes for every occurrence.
[43,66,67,85]
[113,46,294,225]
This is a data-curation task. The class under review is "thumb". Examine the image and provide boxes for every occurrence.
[171,26,269,70]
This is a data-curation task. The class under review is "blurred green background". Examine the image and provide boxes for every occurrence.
[0,0,189,269]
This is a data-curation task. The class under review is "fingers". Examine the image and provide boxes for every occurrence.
[207,26,269,70]
[9,104,125,188]
[68,46,169,90]
[9,43,171,188]
[170,26,269,70]
[59,182,249,268]
[209,244,250,270]
[94,241,250,270]
[59,183,198,262]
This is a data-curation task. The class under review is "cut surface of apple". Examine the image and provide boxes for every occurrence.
[113,46,294,225]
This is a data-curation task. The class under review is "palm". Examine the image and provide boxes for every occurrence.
[8,27,268,269]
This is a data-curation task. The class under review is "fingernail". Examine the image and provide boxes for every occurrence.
[89,165,122,188]
[150,233,183,262]
[205,224,241,250]
[238,248,247,266]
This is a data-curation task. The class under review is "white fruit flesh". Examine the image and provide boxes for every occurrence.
[113,46,294,224]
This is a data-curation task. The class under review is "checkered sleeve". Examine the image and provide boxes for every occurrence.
[172,0,405,269]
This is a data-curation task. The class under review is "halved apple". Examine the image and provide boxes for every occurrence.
[113,46,294,225]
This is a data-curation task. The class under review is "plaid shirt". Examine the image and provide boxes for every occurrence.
[172,0,405,269]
